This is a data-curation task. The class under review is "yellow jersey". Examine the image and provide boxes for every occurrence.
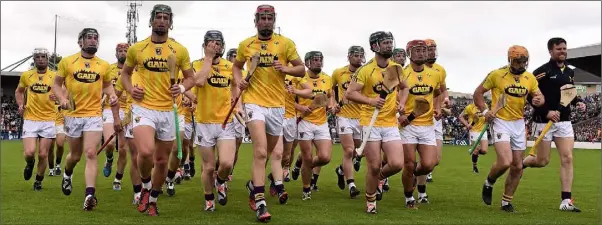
[103,63,127,110]
[125,37,192,111]
[193,58,234,124]
[284,75,307,119]
[57,52,112,117]
[299,72,331,125]
[402,64,440,126]
[235,34,301,108]
[482,66,539,121]
[183,86,195,123]
[463,103,486,132]
[331,65,361,119]
[18,69,57,121]
[355,58,402,127]
[426,63,447,87]
[114,68,138,113]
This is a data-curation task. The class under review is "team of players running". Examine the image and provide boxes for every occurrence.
[16,3,583,222]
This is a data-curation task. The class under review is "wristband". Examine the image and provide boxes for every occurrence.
[481,109,489,115]
[178,84,185,94]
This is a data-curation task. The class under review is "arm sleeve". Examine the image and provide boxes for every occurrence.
[286,39,300,61]
[125,46,137,68]
[178,46,192,71]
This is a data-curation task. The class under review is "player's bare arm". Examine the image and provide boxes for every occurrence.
[282,58,305,77]
[119,64,141,101]
[183,90,196,103]
[530,90,545,107]
[397,79,410,113]
[293,82,313,99]
[346,81,382,108]
[458,111,471,130]
[231,59,245,99]
[103,80,122,132]
[15,86,26,113]
[173,68,195,97]
[473,83,490,113]
[193,56,215,87]
[52,76,69,109]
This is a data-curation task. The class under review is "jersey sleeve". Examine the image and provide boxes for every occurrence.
[115,75,124,92]
[103,63,113,82]
[236,42,246,63]
[57,58,68,78]
[463,104,472,116]
[285,39,300,61]
[331,69,339,87]
[178,46,192,71]
[440,66,447,86]
[481,71,496,90]
[354,67,368,86]
[18,72,28,88]
[125,46,137,68]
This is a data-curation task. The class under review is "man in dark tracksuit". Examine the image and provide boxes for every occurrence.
[522,37,586,212]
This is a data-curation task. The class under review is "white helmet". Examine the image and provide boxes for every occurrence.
[33,47,49,57]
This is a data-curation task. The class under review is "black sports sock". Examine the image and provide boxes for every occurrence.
[487,176,496,185]
[346,179,355,184]
[55,157,62,165]
[133,184,142,193]
[404,191,413,198]
[115,172,124,180]
[85,187,95,196]
[106,152,114,163]
[472,154,479,164]
[561,191,571,200]
[311,174,319,186]
[295,158,302,168]
[35,174,44,182]
[205,193,215,201]
[26,158,35,167]
[65,169,73,177]
[417,185,426,194]
[167,170,176,180]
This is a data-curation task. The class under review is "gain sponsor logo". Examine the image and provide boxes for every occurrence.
[258,53,275,67]
[504,84,528,98]
[372,81,395,94]
[409,84,433,96]
[73,70,101,83]
[207,73,230,88]
[30,83,51,94]
[143,57,169,72]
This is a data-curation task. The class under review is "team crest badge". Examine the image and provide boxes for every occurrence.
[84,62,90,69]
[65,126,70,133]
[197,135,202,143]
[497,133,502,140]
[155,47,162,55]
[261,43,267,50]
[248,111,253,119]
[417,74,423,82]
[300,132,305,139]
[128,129,133,135]
[313,81,318,87]
[135,116,141,123]
[340,127,345,132]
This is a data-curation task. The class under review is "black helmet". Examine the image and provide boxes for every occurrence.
[203,30,225,57]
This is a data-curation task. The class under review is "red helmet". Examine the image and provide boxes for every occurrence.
[116,43,129,52]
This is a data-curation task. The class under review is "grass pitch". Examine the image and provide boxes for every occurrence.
[1,140,600,224]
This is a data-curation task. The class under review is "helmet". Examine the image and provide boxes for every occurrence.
[78,28,99,41]
[424,39,438,63]
[406,40,427,58]
[305,51,324,73]
[393,48,406,57]
[32,47,49,57]
[149,4,173,29]
[116,43,129,52]
[507,45,529,74]
[203,30,225,57]
[226,48,237,59]
[392,48,406,65]
[255,4,276,20]
[348,45,366,64]
[369,31,395,53]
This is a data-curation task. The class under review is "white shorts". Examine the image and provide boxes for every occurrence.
[364,126,401,143]
[56,125,66,135]
[337,116,361,140]
[400,124,437,146]
[102,109,125,124]
[433,118,443,140]
[64,116,103,138]
[177,115,185,132]
[233,119,245,139]
[283,117,297,142]
[297,120,331,141]
[492,118,526,151]
[184,122,194,140]
[470,131,489,142]
[244,103,284,136]
[194,122,236,147]
[22,120,56,139]
[533,121,574,142]
[131,104,176,142]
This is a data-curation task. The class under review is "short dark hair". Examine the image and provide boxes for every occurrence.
[547,37,567,51]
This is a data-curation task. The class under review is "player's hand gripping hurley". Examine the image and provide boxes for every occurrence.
[355,65,403,156]
[468,94,507,155]
[528,84,577,155]
[296,93,328,124]
[222,52,261,129]
[167,54,183,159]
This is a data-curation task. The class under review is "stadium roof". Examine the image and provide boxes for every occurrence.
[573,67,600,85]
[1,71,21,77]
[567,43,600,77]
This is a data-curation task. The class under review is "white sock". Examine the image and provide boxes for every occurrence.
[255,199,266,209]
[501,200,510,206]
[114,178,121,183]
[63,172,71,179]
[142,181,151,190]
[348,182,356,189]
[485,180,493,187]
[149,195,158,203]
[418,192,427,198]
[405,196,415,203]
[274,180,283,186]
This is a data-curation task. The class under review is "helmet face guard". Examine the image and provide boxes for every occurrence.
[406,40,427,65]
[204,30,226,57]
[348,46,366,65]
[78,28,99,54]
[369,31,395,58]
[392,48,406,65]
[116,43,129,64]
[305,51,324,74]
[226,48,237,61]
[149,4,174,32]
[33,47,49,70]
[507,45,530,75]
[255,5,276,37]
[425,39,438,64]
